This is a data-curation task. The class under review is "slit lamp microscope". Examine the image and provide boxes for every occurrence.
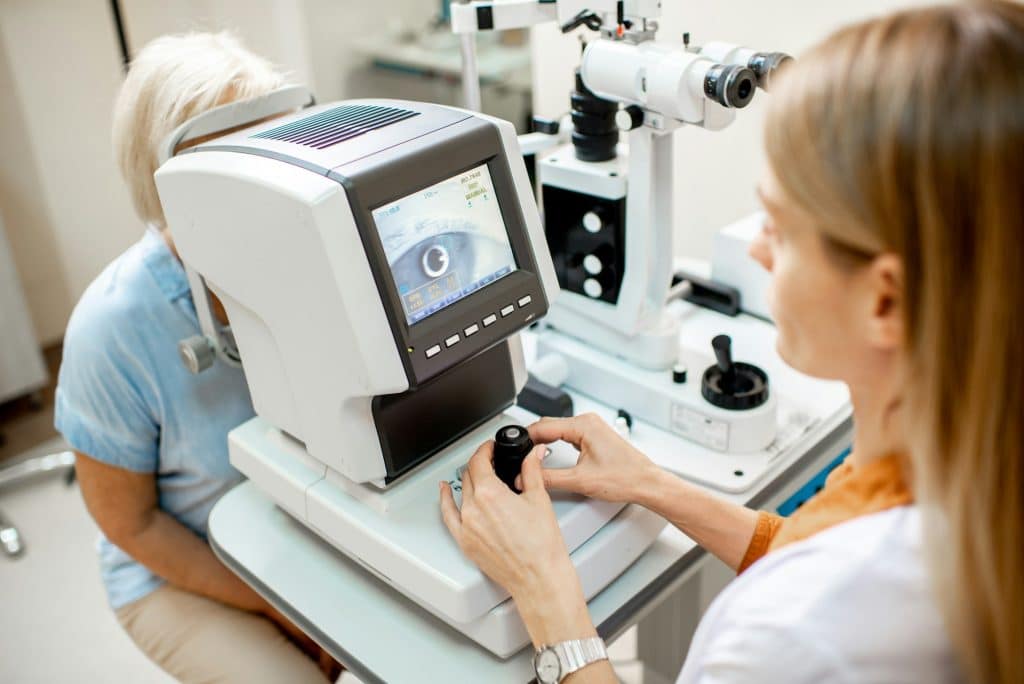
[453,0,790,459]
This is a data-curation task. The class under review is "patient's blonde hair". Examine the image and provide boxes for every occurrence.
[112,31,286,227]
[764,2,1024,681]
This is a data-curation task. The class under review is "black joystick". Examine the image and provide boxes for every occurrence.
[493,425,533,494]
[701,335,770,410]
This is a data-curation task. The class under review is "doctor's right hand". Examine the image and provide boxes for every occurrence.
[525,413,663,507]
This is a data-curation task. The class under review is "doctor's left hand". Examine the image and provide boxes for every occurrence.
[439,442,597,648]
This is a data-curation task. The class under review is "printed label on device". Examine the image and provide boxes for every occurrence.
[670,404,729,451]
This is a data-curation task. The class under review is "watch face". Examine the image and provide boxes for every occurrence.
[535,648,562,683]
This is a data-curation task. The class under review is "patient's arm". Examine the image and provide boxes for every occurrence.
[74,450,271,612]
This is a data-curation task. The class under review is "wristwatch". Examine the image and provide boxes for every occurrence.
[533,636,608,684]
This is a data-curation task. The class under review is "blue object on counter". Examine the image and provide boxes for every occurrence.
[776,447,851,517]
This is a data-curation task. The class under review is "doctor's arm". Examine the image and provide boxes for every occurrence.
[528,415,762,572]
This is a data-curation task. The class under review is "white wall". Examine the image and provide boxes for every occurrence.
[0,0,432,346]
[531,1,932,260]
[0,0,138,345]
[120,0,315,91]
[0,27,71,345]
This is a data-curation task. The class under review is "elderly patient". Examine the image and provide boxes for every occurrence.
[56,32,339,683]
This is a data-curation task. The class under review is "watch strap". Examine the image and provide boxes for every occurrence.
[553,636,608,680]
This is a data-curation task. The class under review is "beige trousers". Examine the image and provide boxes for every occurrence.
[116,584,328,684]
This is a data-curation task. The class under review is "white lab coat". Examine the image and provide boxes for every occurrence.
[677,506,962,684]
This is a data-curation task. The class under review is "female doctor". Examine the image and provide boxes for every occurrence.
[440,2,1023,682]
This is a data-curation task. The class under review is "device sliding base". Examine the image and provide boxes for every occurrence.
[228,411,666,657]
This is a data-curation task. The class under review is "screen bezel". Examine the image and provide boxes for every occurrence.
[330,118,545,388]
[370,162,518,327]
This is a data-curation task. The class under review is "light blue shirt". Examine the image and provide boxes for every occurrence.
[55,228,255,609]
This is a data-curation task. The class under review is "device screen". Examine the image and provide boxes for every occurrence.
[372,163,516,325]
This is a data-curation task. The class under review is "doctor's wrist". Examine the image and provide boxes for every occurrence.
[631,461,675,512]
[512,563,596,648]
[515,585,597,649]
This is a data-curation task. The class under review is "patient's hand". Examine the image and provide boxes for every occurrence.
[527,413,661,506]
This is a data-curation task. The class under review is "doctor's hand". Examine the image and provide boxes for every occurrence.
[439,442,597,648]
[526,413,662,507]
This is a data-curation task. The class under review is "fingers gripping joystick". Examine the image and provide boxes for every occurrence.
[493,425,533,494]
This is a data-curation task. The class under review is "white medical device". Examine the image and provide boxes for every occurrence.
[155,97,665,656]
[455,1,791,456]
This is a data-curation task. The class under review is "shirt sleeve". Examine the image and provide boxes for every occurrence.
[54,301,159,472]
[737,511,784,573]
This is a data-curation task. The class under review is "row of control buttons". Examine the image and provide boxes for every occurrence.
[423,295,533,359]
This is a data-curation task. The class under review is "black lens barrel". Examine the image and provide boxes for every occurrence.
[571,69,619,162]
[703,64,757,109]
[747,51,793,91]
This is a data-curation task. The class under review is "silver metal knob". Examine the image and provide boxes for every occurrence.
[583,278,604,298]
[0,515,23,557]
[178,335,215,374]
[616,105,645,131]
[582,211,603,234]
[583,254,603,275]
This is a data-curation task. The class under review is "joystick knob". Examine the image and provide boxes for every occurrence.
[493,425,533,493]
[701,335,770,410]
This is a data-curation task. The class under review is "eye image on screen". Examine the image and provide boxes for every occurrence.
[372,164,517,325]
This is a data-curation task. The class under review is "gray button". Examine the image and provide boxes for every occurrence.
[500,304,515,317]
[517,295,532,308]
[483,314,498,327]
[464,323,479,337]
[425,344,441,358]
[445,334,460,348]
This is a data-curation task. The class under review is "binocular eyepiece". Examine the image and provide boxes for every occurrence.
[703,64,757,109]
[747,51,793,91]
[702,50,792,109]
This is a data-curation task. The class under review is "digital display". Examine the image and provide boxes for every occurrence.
[372,164,516,325]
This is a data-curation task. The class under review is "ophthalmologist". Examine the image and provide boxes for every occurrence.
[440,2,1024,682]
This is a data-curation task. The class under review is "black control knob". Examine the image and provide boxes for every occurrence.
[672,363,688,384]
[532,116,561,135]
[701,335,770,410]
[493,425,533,493]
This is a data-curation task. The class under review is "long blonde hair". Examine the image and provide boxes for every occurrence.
[763,2,1024,681]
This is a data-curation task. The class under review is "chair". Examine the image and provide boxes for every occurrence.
[0,449,76,557]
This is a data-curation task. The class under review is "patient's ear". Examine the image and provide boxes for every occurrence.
[862,253,905,351]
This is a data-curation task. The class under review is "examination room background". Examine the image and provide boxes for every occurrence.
[0,1,932,682]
